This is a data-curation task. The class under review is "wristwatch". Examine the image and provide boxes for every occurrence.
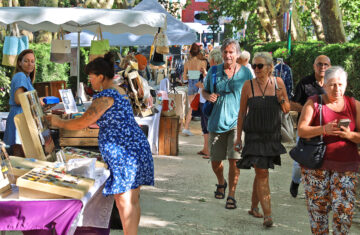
[280,99,285,104]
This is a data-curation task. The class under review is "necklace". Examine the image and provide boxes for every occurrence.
[255,78,270,99]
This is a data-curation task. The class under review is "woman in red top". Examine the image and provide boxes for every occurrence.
[298,66,360,234]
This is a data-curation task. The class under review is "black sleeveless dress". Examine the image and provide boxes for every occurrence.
[237,80,286,169]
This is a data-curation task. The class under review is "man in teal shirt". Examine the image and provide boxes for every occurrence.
[202,38,252,209]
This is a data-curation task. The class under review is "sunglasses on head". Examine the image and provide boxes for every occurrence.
[252,64,265,70]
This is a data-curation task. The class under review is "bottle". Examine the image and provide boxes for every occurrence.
[75,96,85,112]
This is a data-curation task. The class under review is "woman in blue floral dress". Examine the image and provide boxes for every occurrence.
[51,52,154,235]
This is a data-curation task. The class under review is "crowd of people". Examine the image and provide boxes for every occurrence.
[3,36,360,234]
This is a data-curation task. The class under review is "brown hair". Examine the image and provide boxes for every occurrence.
[189,43,200,57]
[15,49,36,83]
[85,52,115,79]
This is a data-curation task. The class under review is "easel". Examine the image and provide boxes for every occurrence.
[0,141,13,198]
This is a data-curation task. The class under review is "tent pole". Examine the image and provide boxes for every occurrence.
[77,30,80,96]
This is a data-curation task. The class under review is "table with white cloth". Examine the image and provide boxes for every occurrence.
[0,169,114,235]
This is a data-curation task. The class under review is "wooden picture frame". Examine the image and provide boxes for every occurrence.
[0,141,12,197]
[15,90,55,161]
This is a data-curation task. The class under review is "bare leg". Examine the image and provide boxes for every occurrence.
[212,160,225,189]
[201,133,209,155]
[251,176,260,209]
[184,94,195,130]
[228,159,240,198]
[254,167,271,217]
[114,187,141,235]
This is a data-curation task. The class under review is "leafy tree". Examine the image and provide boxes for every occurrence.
[339,0,360,41]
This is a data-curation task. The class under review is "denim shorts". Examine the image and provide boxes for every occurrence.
[188,79,199,95]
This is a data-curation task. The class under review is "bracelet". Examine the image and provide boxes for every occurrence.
[322,125,326,135]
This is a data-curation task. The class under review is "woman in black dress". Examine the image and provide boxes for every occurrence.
[234,52,290,227]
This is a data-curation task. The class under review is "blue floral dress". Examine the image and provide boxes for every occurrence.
[93,88,154,195]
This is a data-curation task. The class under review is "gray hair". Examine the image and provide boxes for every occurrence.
[220,38,240,55]
[239,50,251,61]
[324,66,347,84]
[252,52,273,65]
[208,47,222,65]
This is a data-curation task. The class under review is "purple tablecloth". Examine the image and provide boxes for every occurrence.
[0,200,83,235]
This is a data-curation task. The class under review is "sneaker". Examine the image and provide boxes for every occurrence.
[290,181,299,198]
[182,129,194,136]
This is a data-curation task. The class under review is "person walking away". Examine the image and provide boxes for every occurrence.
[50,52,154,235]
[297,66,360,234]
[4,49,38,157]
[202,38,252,209]
[182,43,207,136]
[235,52,290,227]
[289,55,331,197]
[237,50,255,78]
[197,47,222,159]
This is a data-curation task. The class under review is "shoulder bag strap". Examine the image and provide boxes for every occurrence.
[212,65,217,94]
[319,95,323,141]
[250,79,254,97]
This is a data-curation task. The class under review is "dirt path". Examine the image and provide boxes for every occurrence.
[135,121,360,235]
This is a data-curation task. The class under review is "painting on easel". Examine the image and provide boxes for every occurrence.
[0,140,13,197]
[15,90,56,161]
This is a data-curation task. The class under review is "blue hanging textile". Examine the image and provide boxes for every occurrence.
[274,60,294,99]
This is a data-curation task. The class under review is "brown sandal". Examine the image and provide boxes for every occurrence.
[248,207,263,218]
[263,216,273,227]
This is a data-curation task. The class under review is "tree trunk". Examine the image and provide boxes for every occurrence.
[290,4,307,41]
[257,0,281,42]
[319,0,346,43]
[311,10,325,41]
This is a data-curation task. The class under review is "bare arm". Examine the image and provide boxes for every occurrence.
[298,99,339,138]
[52,97,114,130]
[14,87,25,105]
[275,77,290,113]
[183,62,188,81]
[334,100,360,143]
[234,81,250,151]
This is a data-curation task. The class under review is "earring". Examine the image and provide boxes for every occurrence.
[100,85,103,91]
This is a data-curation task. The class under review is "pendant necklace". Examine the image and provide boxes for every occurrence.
[255,78,270,99]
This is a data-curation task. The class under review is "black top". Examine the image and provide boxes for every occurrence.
[292,73,325,106]
[241,80,286,157]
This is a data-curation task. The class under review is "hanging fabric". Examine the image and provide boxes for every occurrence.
[2,23,29,67]
[89,26,110,62]
[150,29,165,68]
[50,27,72,64]
[273,58,294,99]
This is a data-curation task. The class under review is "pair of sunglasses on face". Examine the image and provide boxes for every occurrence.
[251,63,266,70]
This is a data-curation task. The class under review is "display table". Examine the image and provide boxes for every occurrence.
[0,169,113,235]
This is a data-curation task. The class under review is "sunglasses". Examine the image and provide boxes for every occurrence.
[252,64,265,70]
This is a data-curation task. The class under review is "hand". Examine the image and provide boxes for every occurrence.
[234,139,242,152]
[323,120,340,136]
[333,124,351,139]
[200,67,207,77]
[208,93,219,103]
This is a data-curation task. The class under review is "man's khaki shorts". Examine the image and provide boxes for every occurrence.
[209,129,240,161]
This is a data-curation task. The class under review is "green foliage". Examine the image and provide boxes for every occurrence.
[339,0,360,41]
[0,66,11,111]
[252,42,360,100]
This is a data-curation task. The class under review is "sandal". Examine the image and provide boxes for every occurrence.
[225,196,237,209]
[263,216,273,227]
[202,155,210,159]
[197,151,206,156]
[214,180,227,199]
[248,207,263,218]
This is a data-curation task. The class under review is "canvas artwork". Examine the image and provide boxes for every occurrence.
[23,91,55,157]
[59,89,78,114]
[0,141,13,195]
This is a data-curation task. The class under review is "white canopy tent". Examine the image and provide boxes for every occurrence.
[64,0,197,46]
[0,7,167,92]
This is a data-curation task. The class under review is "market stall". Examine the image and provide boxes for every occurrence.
[0,6,167,93]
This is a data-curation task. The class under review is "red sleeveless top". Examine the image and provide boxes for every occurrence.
[309,95,360,172]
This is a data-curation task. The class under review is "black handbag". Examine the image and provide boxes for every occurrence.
[289,95,326,169]
[202,65,217,118]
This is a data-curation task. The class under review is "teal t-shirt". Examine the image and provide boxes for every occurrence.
[204,64,252,133]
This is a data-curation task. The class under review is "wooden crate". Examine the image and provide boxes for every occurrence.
[158,116,179,156]
[9,156,56,179]
[59,128,99,147]
[34,80,66,99]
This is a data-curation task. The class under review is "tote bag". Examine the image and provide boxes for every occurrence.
[89,27,110,62]
[155,28,169,55]
[2,24,29,67]
[50,27,71,64]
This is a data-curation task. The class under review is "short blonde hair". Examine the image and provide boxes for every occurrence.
[252,52,274,75]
